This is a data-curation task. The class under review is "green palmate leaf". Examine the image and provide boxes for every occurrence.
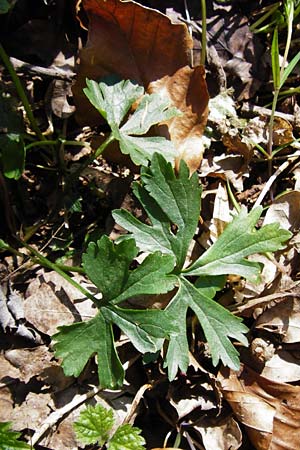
[74,404,114,446]
[113,153,202,269]
[54,235,177,388]
[84,78,180,166]
[165,277,249,379]
[0,133,25,179]
[108,424,145,450]
[53,313,124,389]
[185,206,292,282]
[112,252,177,304]
[0,422,30,449]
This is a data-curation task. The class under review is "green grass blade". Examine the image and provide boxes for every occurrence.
[271,27,280,90]
[280,51,300,88]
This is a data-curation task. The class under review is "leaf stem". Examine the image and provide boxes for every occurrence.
[200,0,207,65]
[0,43,46,142]
[20,241,101,307]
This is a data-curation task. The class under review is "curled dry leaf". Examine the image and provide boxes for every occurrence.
[73,0,209,171]
[219,366,300,450]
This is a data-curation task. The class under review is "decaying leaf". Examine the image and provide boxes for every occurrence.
[73,0,209,171]
[219,366,300,450]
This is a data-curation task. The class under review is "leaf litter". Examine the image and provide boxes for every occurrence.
[1,0,300,449]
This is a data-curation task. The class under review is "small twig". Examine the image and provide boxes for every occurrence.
[123,383,152,425]
[9,56,76,80]
[253,150,300,208]
[240,103,296,123]
[30,385,102,446]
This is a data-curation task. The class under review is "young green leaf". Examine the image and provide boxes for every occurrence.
[84,78,180,166]
[113,154,202,269]
[74,404,114,446]
[185,206,292,282]
[108,424,145,450]
[0,422,30,450]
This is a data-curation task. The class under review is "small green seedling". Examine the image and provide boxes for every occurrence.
[74,404,145,449]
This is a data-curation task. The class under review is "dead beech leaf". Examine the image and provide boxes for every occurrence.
[219,366,300,450]
[73,0,209,171]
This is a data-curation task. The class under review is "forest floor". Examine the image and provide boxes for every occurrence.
[1,0,300,449]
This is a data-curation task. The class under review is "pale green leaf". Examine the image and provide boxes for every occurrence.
[119,134,177,166]
[121,93,180,135]
[53,313,124,389]
[83,78,179,166]
[83,78,143,131]
[74,404,114,446]
[0,422,30,449]
[108,424,145,450]
[185,206,292,282]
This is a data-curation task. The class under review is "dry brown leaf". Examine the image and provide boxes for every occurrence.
[219,366,300,450]
[149,65,209,172]
[194,415,242,450]
[260,350,300,383]
[24,270,95,335]
[73,0,209,171]
[255,297,300,343]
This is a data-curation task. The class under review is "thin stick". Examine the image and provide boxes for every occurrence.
[253,150,300,208]
[30,386,102,446]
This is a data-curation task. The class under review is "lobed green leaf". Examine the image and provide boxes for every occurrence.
[0,422,30,449]
[74,404,114,446]
[108,424,145,450]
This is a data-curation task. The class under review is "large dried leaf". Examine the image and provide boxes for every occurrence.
[73,0,209,171]
[219,366,300,450]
